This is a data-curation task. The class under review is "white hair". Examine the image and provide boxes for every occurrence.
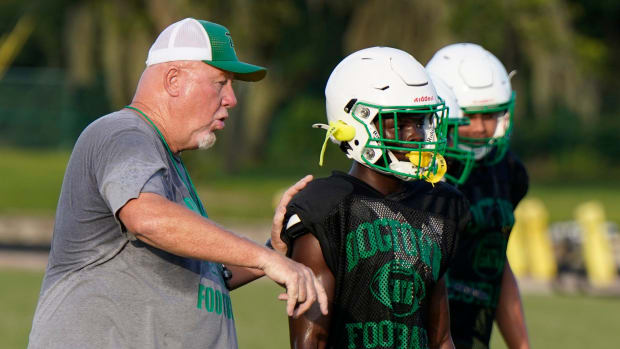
[198,132,216,150]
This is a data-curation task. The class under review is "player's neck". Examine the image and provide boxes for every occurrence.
[348,162,403,196]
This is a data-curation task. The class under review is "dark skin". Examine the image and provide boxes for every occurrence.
[287,114,455,348]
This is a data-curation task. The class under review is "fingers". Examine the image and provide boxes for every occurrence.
[263,252,327,318]
[314,276,329,315]
[283,265,327,318]
[278,175,313,210]
[292,268,315,318]
[270,175,313,254]
[285,266,311,317]
[289,175,313,199]
[270,205,289,254]
[285,274,299,317]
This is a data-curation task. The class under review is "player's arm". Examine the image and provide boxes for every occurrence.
[496,259,530,349]
[288,233,335,349]
[427,276,455,349]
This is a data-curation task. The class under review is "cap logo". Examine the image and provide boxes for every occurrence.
[225,32,234,48]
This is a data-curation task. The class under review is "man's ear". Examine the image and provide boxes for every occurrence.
[163,65,181,97]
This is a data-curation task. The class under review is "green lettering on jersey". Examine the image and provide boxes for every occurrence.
[373,218,392,252]
[345,218,441,274]
[345,321,430,349]
[357,222,377,259]
[346,322,363,349]
[346,231,359,272]
[389,219,403,252]
[378,320,394,347]
[363,322,378,348]
[472,232,507,279]
[469,198,515,233]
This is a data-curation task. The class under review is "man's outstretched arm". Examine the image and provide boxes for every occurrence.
[119,191,327,318]
[225,175,315,290]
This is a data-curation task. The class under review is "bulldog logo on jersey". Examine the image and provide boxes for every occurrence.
[370,259,426,317]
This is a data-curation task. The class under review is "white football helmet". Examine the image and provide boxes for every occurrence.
[427,72,474,185]
[319,47,448,182]
[426,43,515,163]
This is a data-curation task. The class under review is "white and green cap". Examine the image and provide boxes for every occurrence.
[146,18,266,82]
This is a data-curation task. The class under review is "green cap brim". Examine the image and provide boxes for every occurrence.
[203,60,267,82]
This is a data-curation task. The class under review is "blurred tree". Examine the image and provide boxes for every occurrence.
[1,0,619,179]
[448,0,603,123]
[343,0,453,61]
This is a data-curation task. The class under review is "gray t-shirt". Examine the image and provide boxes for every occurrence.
[28,109,238,348]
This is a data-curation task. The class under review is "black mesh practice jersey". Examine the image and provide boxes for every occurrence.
[282,171,470,349]
[446,151,529,349]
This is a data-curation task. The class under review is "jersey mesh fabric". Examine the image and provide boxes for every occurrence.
[446,150,529,349]
[283,172,470,349]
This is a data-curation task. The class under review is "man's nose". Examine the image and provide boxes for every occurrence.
[222,82,237,108]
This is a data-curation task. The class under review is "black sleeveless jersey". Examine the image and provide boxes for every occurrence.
[282,171,470,349]
[446,151,529,349]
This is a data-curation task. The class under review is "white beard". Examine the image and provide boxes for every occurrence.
[198,132,216,150]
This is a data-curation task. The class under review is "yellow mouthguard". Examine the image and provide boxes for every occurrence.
[423,153,447,184]
[405,151,447,184]
[405,151,433,168]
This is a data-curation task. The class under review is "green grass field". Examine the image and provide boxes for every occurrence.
[3,268,619,349]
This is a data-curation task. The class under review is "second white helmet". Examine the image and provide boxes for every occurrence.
[426,43,515,163]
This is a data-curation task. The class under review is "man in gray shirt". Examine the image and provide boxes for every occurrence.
[28,18,327,348]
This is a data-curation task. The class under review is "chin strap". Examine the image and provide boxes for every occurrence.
[313,121,355,166]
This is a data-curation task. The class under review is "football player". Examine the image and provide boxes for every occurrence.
[426,43,530,349]
[277,47,471,349]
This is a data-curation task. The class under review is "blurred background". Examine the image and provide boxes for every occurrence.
[0,0,619,348]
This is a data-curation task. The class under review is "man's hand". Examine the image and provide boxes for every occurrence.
[270,175,313,255]
[260,249,328,318]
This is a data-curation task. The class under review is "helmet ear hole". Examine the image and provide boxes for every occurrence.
[340,142,352,153]
[354,140,359,146]
[344,98,357,113]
